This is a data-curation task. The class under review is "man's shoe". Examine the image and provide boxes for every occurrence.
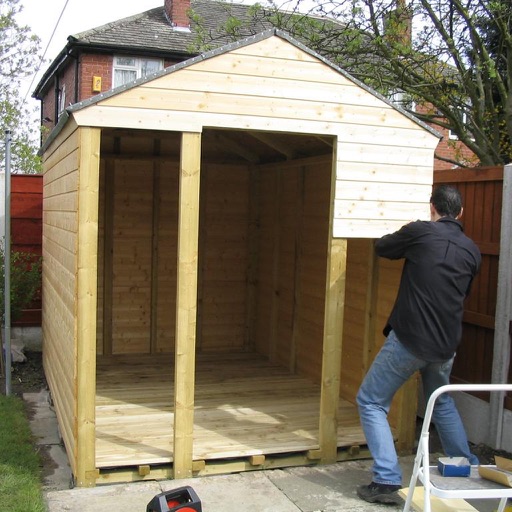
[357,481,402,505]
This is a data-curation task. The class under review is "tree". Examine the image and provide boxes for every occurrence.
[0,0,42,174]
[193,0,512,167]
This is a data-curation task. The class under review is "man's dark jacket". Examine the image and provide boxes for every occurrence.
[375,217,481,361]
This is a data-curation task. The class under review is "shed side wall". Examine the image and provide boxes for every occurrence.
[42,119,80,475]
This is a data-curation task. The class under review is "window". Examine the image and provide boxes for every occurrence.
[449,111,468,140]
[58,84,66,117]
[113,56,163,88]
[388,89,415,112]
[449,104,472,140]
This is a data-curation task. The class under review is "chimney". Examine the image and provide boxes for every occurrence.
[165,0,191,31]
[383,0,412,48]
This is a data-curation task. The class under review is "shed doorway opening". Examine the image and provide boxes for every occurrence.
[94,127,364,472]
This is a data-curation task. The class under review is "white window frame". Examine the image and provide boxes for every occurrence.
[58,84,66,117]
[449,111,468,140]
[388,89,415,112]
[113,56,164,88]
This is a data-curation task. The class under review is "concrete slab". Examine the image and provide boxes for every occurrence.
[24,390,72,491]
[45,481,163,512]
[27,387,507,512]
[161,472,302,512]
[266,463,385,511]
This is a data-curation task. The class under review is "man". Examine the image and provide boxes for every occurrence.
[356,184,481,505]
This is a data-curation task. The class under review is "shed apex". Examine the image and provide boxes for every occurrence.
[66,28,439,136]
[41,28,440,155]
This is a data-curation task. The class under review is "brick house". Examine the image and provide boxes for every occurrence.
[34,0,473,171]
[34,0,272,133]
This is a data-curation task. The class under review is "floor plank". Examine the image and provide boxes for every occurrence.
[95,352,364,468]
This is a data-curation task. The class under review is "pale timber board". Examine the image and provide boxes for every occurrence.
[42,115,79,162]
[71,106,359,136]
[334,199,430,221]
[98,87,420,131]
[231,36,322,62]
[332,218,414,239]
[338,143,435,167]
[95,353,364,468]
[398,487,479,512]
[43,123,81,474]
[335,181,432,203]
[142,68,362,103]
[336,161,433,185]
[75,127,101,486]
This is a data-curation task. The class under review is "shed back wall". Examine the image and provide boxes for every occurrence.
[96,130,333,392]
[96,147,252,356]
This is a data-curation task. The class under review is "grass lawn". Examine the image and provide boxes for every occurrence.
[0,394,46,512]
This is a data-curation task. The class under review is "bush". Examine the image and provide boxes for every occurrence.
[0,244,42,324]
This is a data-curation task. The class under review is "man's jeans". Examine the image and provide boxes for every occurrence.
[356,330,478,486]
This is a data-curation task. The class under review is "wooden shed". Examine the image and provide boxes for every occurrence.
[40,29,440,487]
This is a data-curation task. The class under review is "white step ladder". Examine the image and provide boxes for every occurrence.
[402,384,512,512]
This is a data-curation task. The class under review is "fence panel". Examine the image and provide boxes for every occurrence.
[11,174,43,326]
[434,167,510,408]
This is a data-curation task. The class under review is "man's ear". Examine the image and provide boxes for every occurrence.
[456,207,464,220]
[430,203,439,221]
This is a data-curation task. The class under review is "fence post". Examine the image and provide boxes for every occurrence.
[489,164,512,449]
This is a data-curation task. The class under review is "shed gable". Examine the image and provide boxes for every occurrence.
[67,32,438,239]
[73,36,423,136]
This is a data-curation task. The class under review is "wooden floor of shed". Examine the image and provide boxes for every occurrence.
[95,352,365,469]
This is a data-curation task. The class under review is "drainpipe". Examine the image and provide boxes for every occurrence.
[74,51,80,103]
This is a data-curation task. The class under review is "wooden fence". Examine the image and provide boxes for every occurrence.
[434,166,511,409]
[11,174,43,326]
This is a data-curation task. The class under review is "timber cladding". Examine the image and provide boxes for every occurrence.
[42,120,81,473]
[40,30,440,485]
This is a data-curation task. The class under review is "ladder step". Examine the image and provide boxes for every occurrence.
[399,486,479,512]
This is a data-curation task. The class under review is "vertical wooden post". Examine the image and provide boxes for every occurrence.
[316,237,347,462]
[314,141,347,463]
[102,161,114,356]
[150,159,161,354]
[269,168,282,361]
[363,241,379,369]
[290,167,305,373]
[76,127,101,487]
[245,166,260,351]
[173,132,201,479]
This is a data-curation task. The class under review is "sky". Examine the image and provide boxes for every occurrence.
[17,0,163,109]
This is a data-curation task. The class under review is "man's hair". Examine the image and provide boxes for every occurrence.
[430,185,463,218]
